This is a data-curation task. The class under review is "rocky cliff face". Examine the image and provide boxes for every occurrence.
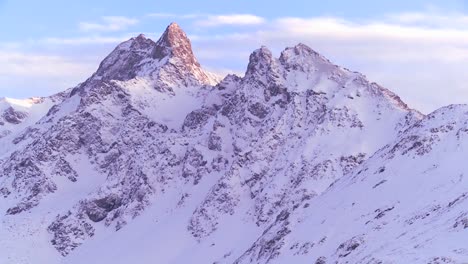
[0,23,466,264]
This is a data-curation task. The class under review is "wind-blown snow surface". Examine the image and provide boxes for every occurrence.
[0,23,466,264]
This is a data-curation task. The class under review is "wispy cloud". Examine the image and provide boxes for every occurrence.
[146,12,202,19]
[147,13,266,27]
[194,14,266,27]
[0,51,94,78]
[79,16,139,32]
[386,11,468,29]
[42,36,128,45]
[0,51,96,97]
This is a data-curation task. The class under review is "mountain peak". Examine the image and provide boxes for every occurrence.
[244,44,331,79]
[134,33,147,40]
[245,46,275,77]
[167,22,182,32]
[152,22,199,67]
[279,43,331,68]
[91,22,216,86]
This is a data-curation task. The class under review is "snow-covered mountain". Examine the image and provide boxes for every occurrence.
[0,23,466,264]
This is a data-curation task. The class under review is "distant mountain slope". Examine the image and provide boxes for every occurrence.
[0,92,69,158]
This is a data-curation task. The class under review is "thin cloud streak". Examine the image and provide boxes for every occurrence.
[386,11,468,29]
[0,51,96,97]
[146,13,203,19]
[42,36,129,45]
[147,12,266,27]
[79,16,139,32]
[0,51,94,77]
[194,14,266,27]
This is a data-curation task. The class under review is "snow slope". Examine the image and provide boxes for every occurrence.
[233,104,468,264]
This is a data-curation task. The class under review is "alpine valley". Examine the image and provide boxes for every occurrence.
[0,23,467,264]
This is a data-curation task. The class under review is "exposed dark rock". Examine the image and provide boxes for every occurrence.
[48,211,95,256]
[248,102,269,119]
[315,256,327,264]
[336,236,364,258]
[183,108,215,130]
[208,132,222,151]
[2,107,28,124]
[6,202,35,215]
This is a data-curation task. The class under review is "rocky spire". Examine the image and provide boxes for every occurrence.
[245,46,275,78]
[152,22,200,67]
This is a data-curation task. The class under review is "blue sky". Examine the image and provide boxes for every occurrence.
[1,1,464,41]
[1,0,468,112]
